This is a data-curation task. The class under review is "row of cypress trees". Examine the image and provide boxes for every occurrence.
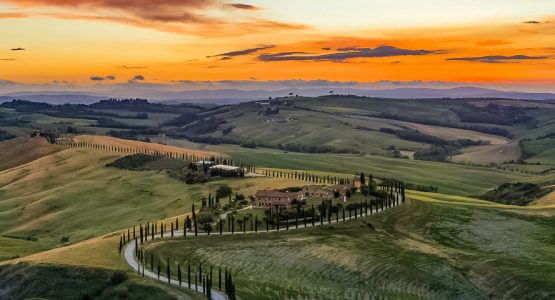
[118,180,407,255]
[55,140,257,173]
[263,169,354,185]
[133,248,236,300]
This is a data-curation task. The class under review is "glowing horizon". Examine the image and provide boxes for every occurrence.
[1,0,554,91]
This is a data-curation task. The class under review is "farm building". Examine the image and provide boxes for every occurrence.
[254,190,301,208]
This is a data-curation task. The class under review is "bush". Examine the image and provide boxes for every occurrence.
[479,182,550,206]
[216,185,233,199]
[110,270,128,285]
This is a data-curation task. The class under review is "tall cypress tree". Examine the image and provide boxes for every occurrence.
[167,257,171,283]
[188,264,191,289]
[218,267,222,290]
[192,203,198,236]
[178,263,182,286]
[312,205,316,226]
[157,260,161,279]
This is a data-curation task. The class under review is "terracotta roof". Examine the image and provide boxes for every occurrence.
[255,190,287,198]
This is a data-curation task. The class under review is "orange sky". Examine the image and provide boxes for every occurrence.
[1,0,554,90]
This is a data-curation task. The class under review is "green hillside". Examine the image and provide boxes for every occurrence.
[144,198,555,300]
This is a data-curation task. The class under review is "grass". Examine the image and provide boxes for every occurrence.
[144,198,555,300]
[221,145,551,196]
[0,139,304,261]
[0,262,194,300]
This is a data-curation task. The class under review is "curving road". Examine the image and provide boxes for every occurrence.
[123,194,402,299]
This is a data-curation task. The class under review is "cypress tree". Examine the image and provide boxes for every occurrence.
[243,216,246,234]
[365,200,368,216]
[127,228,130,241]
[342,206,346,221]
[231,215,235,234]
[133,226,136,240]
[219,220,223,235]
[167,257,170,283]
[295,207,298,229]
[151,254,154,272]
[176,218,179,231]
[276,211,280,231]
[303,207,307,228]
[207,276,212,299]
[171,222,174,237]
[311,205,316,226]
[178,263,182,285]
[188,264,191,289]
[157,260,161,279]
[192,203,198,236]
[255,215,258,233]
[265,216,269,232]
[219,267,222,290]
[327,201,331,224]
[286,215,289,230]
[118,236,122,253]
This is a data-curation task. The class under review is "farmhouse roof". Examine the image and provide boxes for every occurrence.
[209,164,241,171]
[255,190,287,198]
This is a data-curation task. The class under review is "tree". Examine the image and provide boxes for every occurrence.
[192,203,198,236]
[188,264,191,289]
[178,263,182,285]
[157,261,161,279]
[360,172,366,186]
[167,257,171,283]
[333,189,340,200]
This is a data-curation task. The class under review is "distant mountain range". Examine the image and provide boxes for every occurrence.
[1,87,554,104]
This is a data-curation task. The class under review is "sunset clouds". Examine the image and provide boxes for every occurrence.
[0,0,554,90]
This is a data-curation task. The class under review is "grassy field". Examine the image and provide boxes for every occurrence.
[0,138,303,261]
[144,197,555,300]
[0,262,189,300]
[154,138,554,196]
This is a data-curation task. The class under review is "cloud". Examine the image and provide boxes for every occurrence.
[228,3,259,10]
[0,58,16,61]
[128,75,145,83]
[523,20,542,24]
[211,45,275,60]
[2,0,305,36]
[10,47,25,51]
[118,65,148,69]
[258,46,438,62]
[90,75,116,81]
[446,55,548,63]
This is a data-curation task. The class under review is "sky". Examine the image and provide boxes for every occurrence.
[1,0,555,93]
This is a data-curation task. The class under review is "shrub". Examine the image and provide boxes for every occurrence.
[110,270,128,285]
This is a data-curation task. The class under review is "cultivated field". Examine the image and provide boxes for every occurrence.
[144,197,555,300]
